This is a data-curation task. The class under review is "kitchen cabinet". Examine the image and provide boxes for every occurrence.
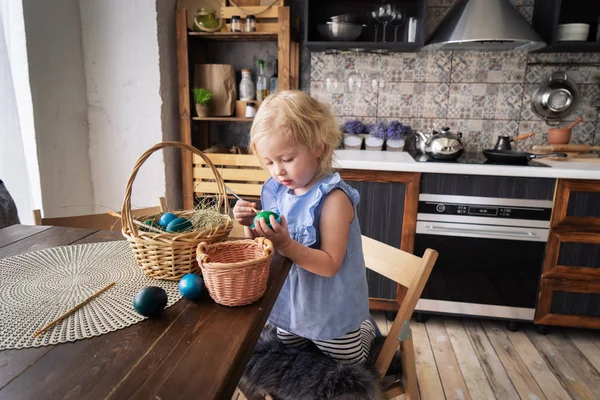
[535,179,600,329]
[304,0,427,53]
[339,170,420,311]
[533,0,600,53]
[176,5,300,209]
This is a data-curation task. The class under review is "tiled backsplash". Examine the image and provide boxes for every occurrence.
[309,1,600,153]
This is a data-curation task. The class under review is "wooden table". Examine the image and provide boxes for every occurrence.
[0,224,291,400]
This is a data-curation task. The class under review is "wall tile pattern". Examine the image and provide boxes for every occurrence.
[310,2,600,153]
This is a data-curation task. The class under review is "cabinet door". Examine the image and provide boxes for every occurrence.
[536,179,600,329]
[340,170,420,309]
[346,180,405,301]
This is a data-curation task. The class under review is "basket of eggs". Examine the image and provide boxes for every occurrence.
[120,141,233,281]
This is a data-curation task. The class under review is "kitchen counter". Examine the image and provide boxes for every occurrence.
[334,150,600,180]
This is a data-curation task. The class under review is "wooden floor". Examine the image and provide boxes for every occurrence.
[233,313,600,400]
[373,313,600,400]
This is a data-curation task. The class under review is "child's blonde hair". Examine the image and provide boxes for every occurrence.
[249,90,340,174]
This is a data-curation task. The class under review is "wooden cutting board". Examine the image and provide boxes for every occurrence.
[531,144,600,161]
[531,144,600,153]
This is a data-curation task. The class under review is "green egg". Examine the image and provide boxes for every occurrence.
[166,217,193,233]
[251,211,280,230]
[141,219,161,232]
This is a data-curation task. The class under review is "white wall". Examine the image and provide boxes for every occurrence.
[79,0,166,213]
[0,1,35,224]
[21,0,94,218]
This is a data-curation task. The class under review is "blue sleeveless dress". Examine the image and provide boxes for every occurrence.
[261,173,369,340]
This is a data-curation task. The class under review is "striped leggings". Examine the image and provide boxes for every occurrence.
[276,319,376,365]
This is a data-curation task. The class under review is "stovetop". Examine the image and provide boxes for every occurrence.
[409,151,550,167]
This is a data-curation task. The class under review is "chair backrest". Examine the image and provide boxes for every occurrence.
[361,235,438,380]
[33,197,167,231]
[193,153,269,199]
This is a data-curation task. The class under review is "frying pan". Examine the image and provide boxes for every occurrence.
[482,149,567,164]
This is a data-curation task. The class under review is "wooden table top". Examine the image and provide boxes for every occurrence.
[0,224,291,400]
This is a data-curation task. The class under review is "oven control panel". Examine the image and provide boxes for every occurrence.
[419,201,552,221]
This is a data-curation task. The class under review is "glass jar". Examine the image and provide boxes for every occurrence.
[245,103,257,118]
[193,8,220,32]
[239,69,255,101]
[231,15,242,32]
[245,15,256,32]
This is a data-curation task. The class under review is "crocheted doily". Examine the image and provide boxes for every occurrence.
[0,241,182,349]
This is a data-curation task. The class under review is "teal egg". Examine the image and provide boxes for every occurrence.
[133,286,168,317]
[166,217,193,233]
[158,213,178,228]
[178,273,204,300]
[251,210,280,230]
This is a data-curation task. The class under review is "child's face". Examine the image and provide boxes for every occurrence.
[255,133,321,195]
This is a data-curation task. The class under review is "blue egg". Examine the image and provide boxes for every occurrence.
[178,273,204,300]
[166,217,193,233]
[133,286,168,317]
[158,212,178,228]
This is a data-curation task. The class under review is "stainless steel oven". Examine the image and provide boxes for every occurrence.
[414,194,553,321]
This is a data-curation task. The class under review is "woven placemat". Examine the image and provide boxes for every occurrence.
[0,241,182,350]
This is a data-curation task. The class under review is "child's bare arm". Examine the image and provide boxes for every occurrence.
[255,189,353,277]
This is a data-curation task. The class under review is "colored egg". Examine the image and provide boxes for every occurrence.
[141,219,161,232]
[251,210,281,230]
[158,212,178,228]
[166,217,193,233]
[178,273,204,300]
[133,286,168,317]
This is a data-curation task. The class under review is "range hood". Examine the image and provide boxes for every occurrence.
[424,0,546,51]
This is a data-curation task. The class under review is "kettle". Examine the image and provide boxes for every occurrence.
[415,127,464,160]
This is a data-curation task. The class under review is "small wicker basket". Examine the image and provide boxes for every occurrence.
[121,141,233,281]
[197,238,274,306]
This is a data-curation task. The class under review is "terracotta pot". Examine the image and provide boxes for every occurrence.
[195,103,209,118]
[547,128,571,144]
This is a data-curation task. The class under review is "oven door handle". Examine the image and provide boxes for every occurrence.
[423,224,540,239]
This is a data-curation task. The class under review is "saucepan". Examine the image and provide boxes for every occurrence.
[482,149,567,164]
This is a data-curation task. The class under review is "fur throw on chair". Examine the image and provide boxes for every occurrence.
[239,326,403,400]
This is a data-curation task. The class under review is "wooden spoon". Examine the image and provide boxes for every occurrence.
[566,116,583,130]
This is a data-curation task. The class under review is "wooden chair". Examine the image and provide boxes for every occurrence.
[33,197,167,231]
[361,235,438,399]
[236,235,438,400]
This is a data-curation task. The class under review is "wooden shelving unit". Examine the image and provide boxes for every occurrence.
[192,117,253,122]
[189,31,278,41]
[176,4,299,209]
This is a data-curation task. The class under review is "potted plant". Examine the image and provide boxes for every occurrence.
[192,88,212,118]
[385,121,413,151]
[341,119,366,150]
[365,121,387,151]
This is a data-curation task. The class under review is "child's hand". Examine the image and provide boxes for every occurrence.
[253,214,292,250]
[232,200,257,226]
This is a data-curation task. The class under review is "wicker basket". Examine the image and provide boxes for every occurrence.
[197,238,274,306]
[121,141,233,281]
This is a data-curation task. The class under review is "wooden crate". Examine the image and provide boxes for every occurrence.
[220,0,285,32]
[193,153,269,198]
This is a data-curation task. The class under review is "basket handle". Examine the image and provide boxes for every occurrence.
[255,237,274,256]
[197,241,210,263]
[121,141,229,236]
